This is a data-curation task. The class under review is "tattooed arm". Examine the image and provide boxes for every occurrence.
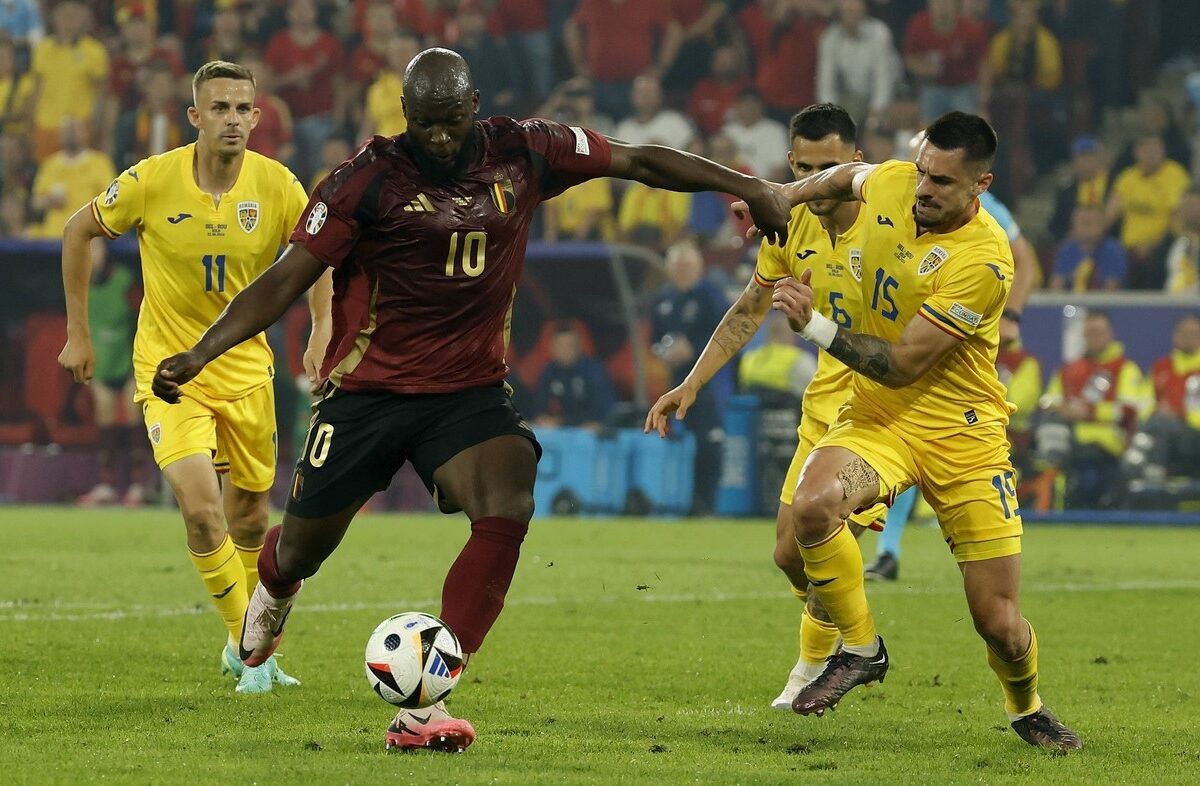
[644,277,772,435]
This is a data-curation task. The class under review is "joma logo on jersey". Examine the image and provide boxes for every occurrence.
[893,244,914,264]
[490,177,515,214]
[237,201,259,233]
[918,245,949,275]
[796,248,816,260]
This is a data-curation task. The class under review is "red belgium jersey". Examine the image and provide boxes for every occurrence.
[292,117,612,394]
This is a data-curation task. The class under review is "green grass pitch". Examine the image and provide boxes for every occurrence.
[1,507,1198,785]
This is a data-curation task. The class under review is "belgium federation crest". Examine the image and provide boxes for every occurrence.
[237,200,260,233]
[490,177,515,214]
[918,245,949,275]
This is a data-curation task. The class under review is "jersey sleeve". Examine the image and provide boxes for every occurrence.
[521,119,613,200]
[290,145,380,268]
[859,159,915,208]
[919,258,1009,341]
[90,160,147,239]
[754,235,790,286]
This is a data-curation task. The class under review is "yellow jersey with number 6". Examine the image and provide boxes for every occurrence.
[754,202,869,426]
[853,159,1015,435]
[91,144,308,402]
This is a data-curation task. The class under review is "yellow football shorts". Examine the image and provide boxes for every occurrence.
[140,381,277,493]
[780,411,888,531]
[815,411,1023,562]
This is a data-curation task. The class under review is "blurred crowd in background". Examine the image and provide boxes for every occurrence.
[2,0,1200,514]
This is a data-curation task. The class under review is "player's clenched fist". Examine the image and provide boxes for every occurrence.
[152,350,206,404]
[771,269,815,331]
[58,336,95,383]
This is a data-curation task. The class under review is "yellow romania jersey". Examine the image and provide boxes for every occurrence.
[755,202,869,426]
[90,144,308,402]
[853,160,1014,435]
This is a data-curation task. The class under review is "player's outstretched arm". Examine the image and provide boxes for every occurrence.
[604,138,791,245]
[152,244,327,403]
[772,273,959,388]
[58,205,110,383]
[304,268,334,392]
[645,276,772,437]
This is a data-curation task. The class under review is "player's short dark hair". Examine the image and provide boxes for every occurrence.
[1175,313,1200,329]
[789,103,857,145]
[1085,309,1112,325]
[924,111,997,173]
[192,60,255,99]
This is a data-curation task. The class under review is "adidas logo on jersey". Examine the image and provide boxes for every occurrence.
[403,194,437,213]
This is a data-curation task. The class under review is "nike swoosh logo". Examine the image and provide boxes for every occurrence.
[212,582,237,599]
[167,212,193,224]
[877,215,894,227]
[409,713,431,724]
[810,577,836,586]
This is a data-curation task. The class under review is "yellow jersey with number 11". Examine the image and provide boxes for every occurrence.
[853,160,1015,435]
[91,144,308,402]
[754,202,869,427]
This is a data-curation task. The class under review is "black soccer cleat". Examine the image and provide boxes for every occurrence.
[864,551,899,581]
[792,637,889,716]
[1010,707,1083,752]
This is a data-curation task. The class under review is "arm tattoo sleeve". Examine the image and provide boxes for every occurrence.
[711,281,769,358]
[836,456,880,502]
[827,327,903,386]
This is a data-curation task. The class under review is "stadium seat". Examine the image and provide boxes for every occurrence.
[512,318,596,390]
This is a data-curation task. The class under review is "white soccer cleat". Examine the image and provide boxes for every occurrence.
[385,701,476,752]
[238,581,301,667]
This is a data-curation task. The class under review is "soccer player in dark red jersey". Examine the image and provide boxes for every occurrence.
[152,48,790,752]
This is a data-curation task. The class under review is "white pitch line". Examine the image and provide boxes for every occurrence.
[0,579,1197,623]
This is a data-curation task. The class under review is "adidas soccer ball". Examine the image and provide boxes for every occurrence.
[364,612,464,708]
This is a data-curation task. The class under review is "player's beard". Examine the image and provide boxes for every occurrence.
[410,131,478,181]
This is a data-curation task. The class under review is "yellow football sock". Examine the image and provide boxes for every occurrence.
[189,534,248,644]
[988,620,1042,718]
[799,608,840,665]
[789,583,806,603]
[797,523,876,648]
[234,541,262,595]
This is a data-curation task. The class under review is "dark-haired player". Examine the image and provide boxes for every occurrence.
[755,112,1082,751]
[151,47,790,752]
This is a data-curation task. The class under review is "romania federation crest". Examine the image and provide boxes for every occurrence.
[237,200,260,234]
[148,422,162,445]
[918,245,949,275]
[490,177,515,214]
[848,248,863,281]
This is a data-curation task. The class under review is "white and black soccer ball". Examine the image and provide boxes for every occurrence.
[364,612,464,708]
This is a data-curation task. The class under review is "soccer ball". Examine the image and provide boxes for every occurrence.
[364,612,464,708]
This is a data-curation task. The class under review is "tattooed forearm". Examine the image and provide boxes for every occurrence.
[711,281,769,358]
[837,456,879,501]
[827,328,907,387]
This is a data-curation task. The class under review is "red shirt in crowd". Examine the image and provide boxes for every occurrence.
[246,93,292,161]
[903,10,989,86]
[687,77,749,136]
[738,5,823,111]
[488,0,549,35]
[264,28,344,119]
[108,46,184,111]
[570,0,673,82]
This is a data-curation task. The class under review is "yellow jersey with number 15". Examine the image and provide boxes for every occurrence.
[91,144,308,402]
[754,202,869,427]
[852,159,1014,435]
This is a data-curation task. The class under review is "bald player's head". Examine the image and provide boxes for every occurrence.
[401,48,480,176]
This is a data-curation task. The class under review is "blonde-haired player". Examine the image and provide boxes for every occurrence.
[756,112,1081,751]
[646,103,887,708]
[58,61,311,694]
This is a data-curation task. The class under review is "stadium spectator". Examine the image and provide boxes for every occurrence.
[985,0,1062,94]
[613,74,694,151]
[542,174,613,242]
[532,323,616,432]
[685,132,754,245]
[663,0,733,94]
[242,54,295,166]
[1049,205,1127,292]
[816,0,899,126]
[0,191,30,237]
[651,240,728,515]
[455,2,519,118]
[264,0,344,183]
[0,0,43,50]
[687,44,750,137]
[617,180,691,251]
[0,37,35,137]
[308,137,352,195]
[537,77,613,136]
[29,117,115,239]
[343,0,399,133]
[114,62,186,170]
[188,7,245,70]
[29,1,108,161]
[77,252,147,509]
[738,0,826,119]
[1105,134,1191,289]
[359,33,421,140]
[104,4,185,154]
[902,0,989,121]
[564,0,682,118]
[1112,94,1193,173]
[1048,135,1111,243]
[720,88,788,180]
[1164,187,1200,295]
[996,336,1042,477]
[0,130,34,203]
[488,0,553,106]
[1125,314,1200,484]
[1035,310,1149,509]
[737,313,817,398]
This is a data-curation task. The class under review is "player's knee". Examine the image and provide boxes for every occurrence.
[481,489,535,524]
[179,500,224,542]
[772,533,804,574]
[790,482,842,544]
[970,600,1024,655]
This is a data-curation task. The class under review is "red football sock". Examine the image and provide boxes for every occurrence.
[257,524,302,599]
[440,516,528,653]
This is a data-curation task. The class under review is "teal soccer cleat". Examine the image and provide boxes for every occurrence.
[235,654,301,694]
